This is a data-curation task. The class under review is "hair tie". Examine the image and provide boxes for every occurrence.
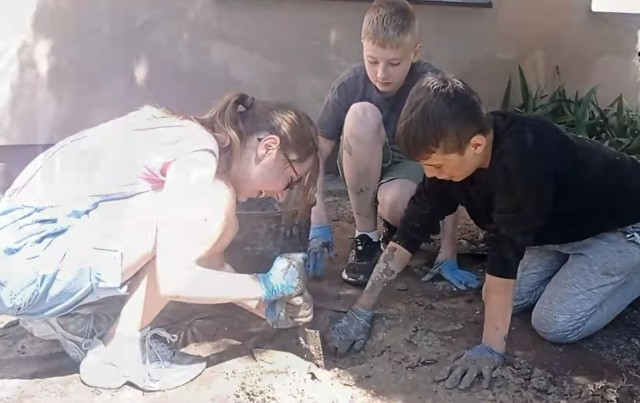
[237,94,255,113]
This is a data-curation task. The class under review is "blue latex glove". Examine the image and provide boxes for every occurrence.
[256,252,308,301]
[421,259,481,290]
[265,290,314,329]
[326,307,374,357]
[435,344,505,389]
[307,224,337,278]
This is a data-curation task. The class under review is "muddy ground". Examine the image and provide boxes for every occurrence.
[1,176,639,402]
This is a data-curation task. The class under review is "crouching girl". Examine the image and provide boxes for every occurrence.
[0,92,319,391]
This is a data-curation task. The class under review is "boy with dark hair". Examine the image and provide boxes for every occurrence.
[326,71,640,390]
[307,0,479,291]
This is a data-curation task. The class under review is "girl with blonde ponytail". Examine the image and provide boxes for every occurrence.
[0,91,320,391]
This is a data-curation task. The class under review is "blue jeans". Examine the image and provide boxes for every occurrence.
[513,227,640,344]
[0,196,138,320]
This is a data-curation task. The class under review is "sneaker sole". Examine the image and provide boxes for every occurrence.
[340,269,370,287]
[79,360,128,390]
[80,355,207,391]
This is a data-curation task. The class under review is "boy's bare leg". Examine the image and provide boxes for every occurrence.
[376,179,417,228]
[340,102,387,286]
[377,179,459,257]
[341,102,386,234]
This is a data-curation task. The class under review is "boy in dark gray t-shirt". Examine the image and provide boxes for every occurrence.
[306,0,479,290]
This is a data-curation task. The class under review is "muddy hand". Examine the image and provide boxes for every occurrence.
[326,307,373,357]
[257,252,308,301]
[422,259,481,290]
[307,224,336,278]
[434,344,505,390]
[265,290,314,329]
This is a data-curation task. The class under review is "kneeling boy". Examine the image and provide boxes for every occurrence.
[327,72,640,390]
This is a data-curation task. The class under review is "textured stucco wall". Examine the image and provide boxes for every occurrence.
[0,0,638,187]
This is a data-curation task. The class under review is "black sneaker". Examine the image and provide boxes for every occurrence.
[341,234,382,287]
[380,220,397,250]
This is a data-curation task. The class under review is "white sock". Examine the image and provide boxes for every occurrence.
[355,230,379,242]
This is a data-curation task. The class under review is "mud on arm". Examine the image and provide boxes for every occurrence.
[354,243,412,310]
[358,177,459,310]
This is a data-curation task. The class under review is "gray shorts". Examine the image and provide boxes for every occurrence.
[336,138,424,202]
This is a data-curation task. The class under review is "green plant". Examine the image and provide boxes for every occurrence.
[501,66,640,157]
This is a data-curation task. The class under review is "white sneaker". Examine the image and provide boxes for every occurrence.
[79,327,206,391]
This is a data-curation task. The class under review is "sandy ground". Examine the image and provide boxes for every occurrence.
[1,177,640,402]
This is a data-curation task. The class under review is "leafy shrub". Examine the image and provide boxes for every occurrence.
[501,66,640,156]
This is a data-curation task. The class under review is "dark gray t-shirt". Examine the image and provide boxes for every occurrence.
[317,60,440,144]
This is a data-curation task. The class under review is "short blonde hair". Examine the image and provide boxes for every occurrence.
[362,0,419,48]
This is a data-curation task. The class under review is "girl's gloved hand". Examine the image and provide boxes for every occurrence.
[256,253,308,301]
[265,290,314,329]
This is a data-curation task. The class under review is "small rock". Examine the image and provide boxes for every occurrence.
[395,282,409,291]
[434,282,450,291]
[530,368,551,391]
[517,367,532,380]
[617,385,639,403]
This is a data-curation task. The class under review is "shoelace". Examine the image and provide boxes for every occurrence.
[346,237,365,263]
[145,328,179,370]
[46,314,104,351]
[349,236,380,259]
[80,314,99,350]
[349,236,366,251]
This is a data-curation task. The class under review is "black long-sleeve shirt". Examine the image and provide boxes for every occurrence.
[394,110,640,279]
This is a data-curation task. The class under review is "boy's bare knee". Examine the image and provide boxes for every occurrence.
[377,180,415,226]
[377,193,402,226]
[344,102,385,144]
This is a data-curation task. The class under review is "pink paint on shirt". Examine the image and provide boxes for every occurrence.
[139,160,173,191]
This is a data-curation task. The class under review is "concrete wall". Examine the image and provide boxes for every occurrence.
[0,0,639,184]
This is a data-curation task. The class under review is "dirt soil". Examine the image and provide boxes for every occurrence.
[1,177,640,402]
